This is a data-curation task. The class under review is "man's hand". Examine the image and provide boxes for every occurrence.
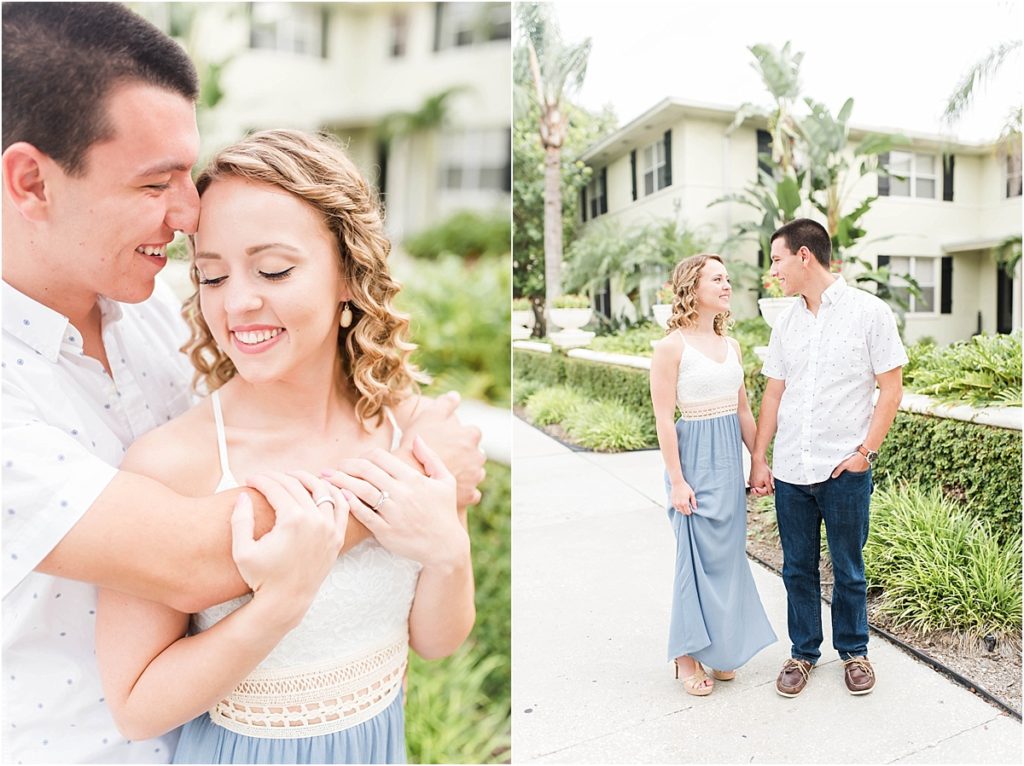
[748,457,775,497]
[830,452,870,479]
[399,392,485,507]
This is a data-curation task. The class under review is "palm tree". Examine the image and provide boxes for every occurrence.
[944,39,1021,141]
[514,3,591,332]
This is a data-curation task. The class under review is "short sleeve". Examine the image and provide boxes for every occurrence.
[866,302,909,375]
[2,383,118,596]
[761,323,787,380]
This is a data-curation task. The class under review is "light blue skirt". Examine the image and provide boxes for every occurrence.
[665,413,776,669]
[172,689,406,764]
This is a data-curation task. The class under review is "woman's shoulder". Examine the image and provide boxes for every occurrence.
[651,329,685,359]
[121,398,219,495]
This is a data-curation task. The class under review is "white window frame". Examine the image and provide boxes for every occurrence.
[1007,153,1023,198]
[436,3,508,49]
[250,2,324,57]
[887,151,938,199]
[439,128,509,193]
[888,255,940,315]
[641,139,668,197]
[388,11,409,58]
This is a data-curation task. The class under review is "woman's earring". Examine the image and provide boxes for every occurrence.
[339,302,353,328]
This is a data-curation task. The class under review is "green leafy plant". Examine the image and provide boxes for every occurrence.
[524,385,586,425]
[404,210,511,262]
[903,332,1022,407]
[397,254,511,407]
[589,324,662,356]
[551,293,590,309]
[864,483,1021,637]
[512,297,532,312]
[655,282,675,304]
[563,399,656,451]
[761,273,785,298]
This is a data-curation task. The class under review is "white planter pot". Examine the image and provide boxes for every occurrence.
[549,307,593,332]
[758,297,800,328]
[652,303,673,330]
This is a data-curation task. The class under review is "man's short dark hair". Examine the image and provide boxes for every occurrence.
[771,218,832,269]
[2,2,198,175]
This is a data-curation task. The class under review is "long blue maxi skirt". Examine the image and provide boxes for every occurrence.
[172,689,405,764]
[665,413,777,669]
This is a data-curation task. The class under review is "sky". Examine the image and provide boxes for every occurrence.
[552,0,1022,143]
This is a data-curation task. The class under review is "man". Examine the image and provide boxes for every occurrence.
[2,4,484,762]
[748,218,906,698]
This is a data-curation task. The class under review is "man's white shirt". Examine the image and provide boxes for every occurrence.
[2,278,195,764]
[761,276,908,486]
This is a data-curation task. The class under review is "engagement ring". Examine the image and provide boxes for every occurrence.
[371,490,389,512]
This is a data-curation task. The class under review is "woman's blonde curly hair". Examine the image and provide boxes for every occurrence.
[665,253,731,336]
[181,128,427,428]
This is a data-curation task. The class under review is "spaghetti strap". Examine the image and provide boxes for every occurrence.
[210,390,239,491]
[383,407,402,452]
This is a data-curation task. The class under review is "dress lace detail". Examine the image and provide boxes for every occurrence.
[209,638,408,739]
[675,336,743,419]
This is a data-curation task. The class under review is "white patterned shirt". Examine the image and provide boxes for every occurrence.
[761,276,908,485]
[2,278,195,764]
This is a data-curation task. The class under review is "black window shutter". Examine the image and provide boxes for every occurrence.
[630,150,637,201]
[940,256,953,314]
[877,255,890,268]
[663,129,672,187]
[756,129,772,178]
[878,152,890,196]
[599,167,608,214]
[942,154,955,201]
[580,187,587,223]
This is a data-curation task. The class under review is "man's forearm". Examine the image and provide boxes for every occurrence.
[864,383,903,452]
[752,390,781,462]
[39,472,274,613]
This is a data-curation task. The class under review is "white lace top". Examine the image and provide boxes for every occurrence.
[193,391,421,737]
[675,333,743,419]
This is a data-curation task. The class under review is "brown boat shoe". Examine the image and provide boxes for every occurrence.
[843,656,876,695]
[776,658,813,697]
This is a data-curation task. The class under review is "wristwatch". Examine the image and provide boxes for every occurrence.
[856,445,879,465]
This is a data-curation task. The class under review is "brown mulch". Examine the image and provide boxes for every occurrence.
[746,497,1022,716]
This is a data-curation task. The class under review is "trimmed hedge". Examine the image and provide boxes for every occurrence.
[515,347,1022,539]
[874,412,1022,542]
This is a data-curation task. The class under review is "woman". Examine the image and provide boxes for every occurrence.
[95,129,475,762]
[649,254,775,696]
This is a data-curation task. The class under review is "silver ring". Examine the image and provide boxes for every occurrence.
[313,495,335,510]
[370,490,389,512]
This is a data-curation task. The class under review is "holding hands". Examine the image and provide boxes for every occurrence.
[230,471,349,627]
[321,436,469,572]
[748,457,775,497]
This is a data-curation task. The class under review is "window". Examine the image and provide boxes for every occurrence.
[434,2,510,51]
[388,12,409,58]
[885,151,937,199]
[1008,153,1022,198]
[439,127,511,193]
[250,2,325,57]
[639,131,672,197]
[587,168,607,219]
[888,256,938,313]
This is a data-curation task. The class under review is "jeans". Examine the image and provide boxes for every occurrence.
[774,469,873,664]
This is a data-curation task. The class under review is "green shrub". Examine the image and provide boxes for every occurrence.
[875,411,1022,541]
[589,324,661,356]
[563,399,657,451]
[511,297,531,312]
[403,210,511,261]
[405,462,510,763]
[551,293,590,309]
[398,254,510,406]
[864,483,1022,637]
[512,377,544,406]
[904,331,1022,407]
[524,385,586,426]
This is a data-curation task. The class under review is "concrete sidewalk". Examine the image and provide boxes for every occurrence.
[511,417,1021,764]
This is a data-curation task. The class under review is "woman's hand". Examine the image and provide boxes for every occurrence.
[231,471,349,625]
[671,480,697,516]
[321,436,468,571]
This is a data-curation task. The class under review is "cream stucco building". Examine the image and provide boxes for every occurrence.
[578,97,1022,345]
[136,2,511,241]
